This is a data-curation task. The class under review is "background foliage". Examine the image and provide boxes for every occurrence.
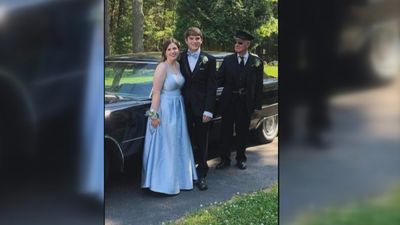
[108,0,133,54]
[106,0,278,61]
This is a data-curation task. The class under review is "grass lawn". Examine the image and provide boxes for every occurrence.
[167,183,278,225]
[105,67,154,86]
[294,185,400,225]
[105,76,153,87]
[265,65,278,78]
[105,66,277,87]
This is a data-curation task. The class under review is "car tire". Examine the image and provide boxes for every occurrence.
[256,115,278,144]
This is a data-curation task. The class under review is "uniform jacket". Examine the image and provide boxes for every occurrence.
[217,53,264,115]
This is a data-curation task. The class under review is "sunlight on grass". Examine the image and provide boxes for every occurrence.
[265,65,278,78]
[105,76,153,87]
[105,67,154,87]
[166,183,278,225]
[293,185,400,225]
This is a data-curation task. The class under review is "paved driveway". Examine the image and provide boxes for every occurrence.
[280,78,400,224]
[105,140,278,225]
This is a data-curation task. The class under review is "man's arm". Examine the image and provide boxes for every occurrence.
[204,55,217,116]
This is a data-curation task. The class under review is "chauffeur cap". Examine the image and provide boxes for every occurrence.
[234,30,254,41]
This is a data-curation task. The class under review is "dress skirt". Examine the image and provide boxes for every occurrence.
[141,89,198,194]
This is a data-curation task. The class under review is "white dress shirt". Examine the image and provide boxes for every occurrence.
[237,51,249,65]
[187,48,201,72]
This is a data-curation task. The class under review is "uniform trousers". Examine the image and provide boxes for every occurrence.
[220,94,251,162]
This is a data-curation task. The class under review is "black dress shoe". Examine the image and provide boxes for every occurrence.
[196,178,208,191]
[236,161,247,170]
[215,160,230,169]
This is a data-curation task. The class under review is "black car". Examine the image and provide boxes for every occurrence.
[105,52,278,181]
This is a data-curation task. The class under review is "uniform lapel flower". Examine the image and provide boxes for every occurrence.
[252,58,261,67]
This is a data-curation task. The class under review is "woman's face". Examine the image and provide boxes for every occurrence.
[165,42,179,61]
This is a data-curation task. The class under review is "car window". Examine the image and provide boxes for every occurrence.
[105,61,156,99]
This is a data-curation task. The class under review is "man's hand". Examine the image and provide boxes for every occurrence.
[151,118,160,128]
[202,115,212,123]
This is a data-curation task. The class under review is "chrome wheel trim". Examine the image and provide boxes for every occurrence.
[262,115,278,138]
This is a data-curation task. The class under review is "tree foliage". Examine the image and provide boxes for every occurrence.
[175,0,277,54]
[107,0,176,54]
[143,0,176,51]
[108,0,132,54]
[106,0,278,60]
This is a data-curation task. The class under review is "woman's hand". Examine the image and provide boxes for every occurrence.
[151,118,160,128]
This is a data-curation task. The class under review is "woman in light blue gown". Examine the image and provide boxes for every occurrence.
[141,38,197,195]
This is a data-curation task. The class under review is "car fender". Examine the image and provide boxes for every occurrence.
[105,135,124,172]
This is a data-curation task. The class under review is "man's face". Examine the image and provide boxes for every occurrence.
[185,35,203,52]
[234,38,250,54]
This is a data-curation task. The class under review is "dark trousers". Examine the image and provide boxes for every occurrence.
[220,95,251,162]
[185,106,210,178]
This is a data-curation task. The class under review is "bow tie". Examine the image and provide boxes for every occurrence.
[188,52,199,58]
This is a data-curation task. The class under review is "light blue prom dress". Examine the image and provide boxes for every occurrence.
[141,63,197,194]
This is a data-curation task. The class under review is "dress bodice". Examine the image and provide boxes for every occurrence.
[162,62,185,91]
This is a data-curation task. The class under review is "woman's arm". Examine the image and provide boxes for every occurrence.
[149,62,167,127]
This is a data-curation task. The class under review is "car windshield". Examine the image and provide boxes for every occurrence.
[105,61,156,100]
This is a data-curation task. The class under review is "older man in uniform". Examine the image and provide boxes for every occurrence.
[216,31,264,170]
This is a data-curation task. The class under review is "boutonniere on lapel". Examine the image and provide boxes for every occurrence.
[252,58,261,68]
[199,55,208,66]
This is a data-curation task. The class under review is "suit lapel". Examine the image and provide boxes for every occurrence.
[234,54,241,76]
[245,54,253,71]
[192,52,202,76]
[181,51,192,78]
[245,54,255,87]
[229,54,238,82]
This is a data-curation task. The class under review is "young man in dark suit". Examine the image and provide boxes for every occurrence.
[179,27,217,190]
[216,31,264,170]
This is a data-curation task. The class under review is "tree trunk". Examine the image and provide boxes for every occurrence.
[116,0,125,32]
[109,0,116,35]
[105,0,110,56]
[132,0,144,52]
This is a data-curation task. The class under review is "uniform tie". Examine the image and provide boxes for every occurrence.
[239,56,245,69]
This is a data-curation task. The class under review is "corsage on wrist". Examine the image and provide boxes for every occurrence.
[145,109,159,119]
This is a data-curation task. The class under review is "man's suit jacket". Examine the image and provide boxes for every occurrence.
[217,53,264,115]
[179,51,217,117]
